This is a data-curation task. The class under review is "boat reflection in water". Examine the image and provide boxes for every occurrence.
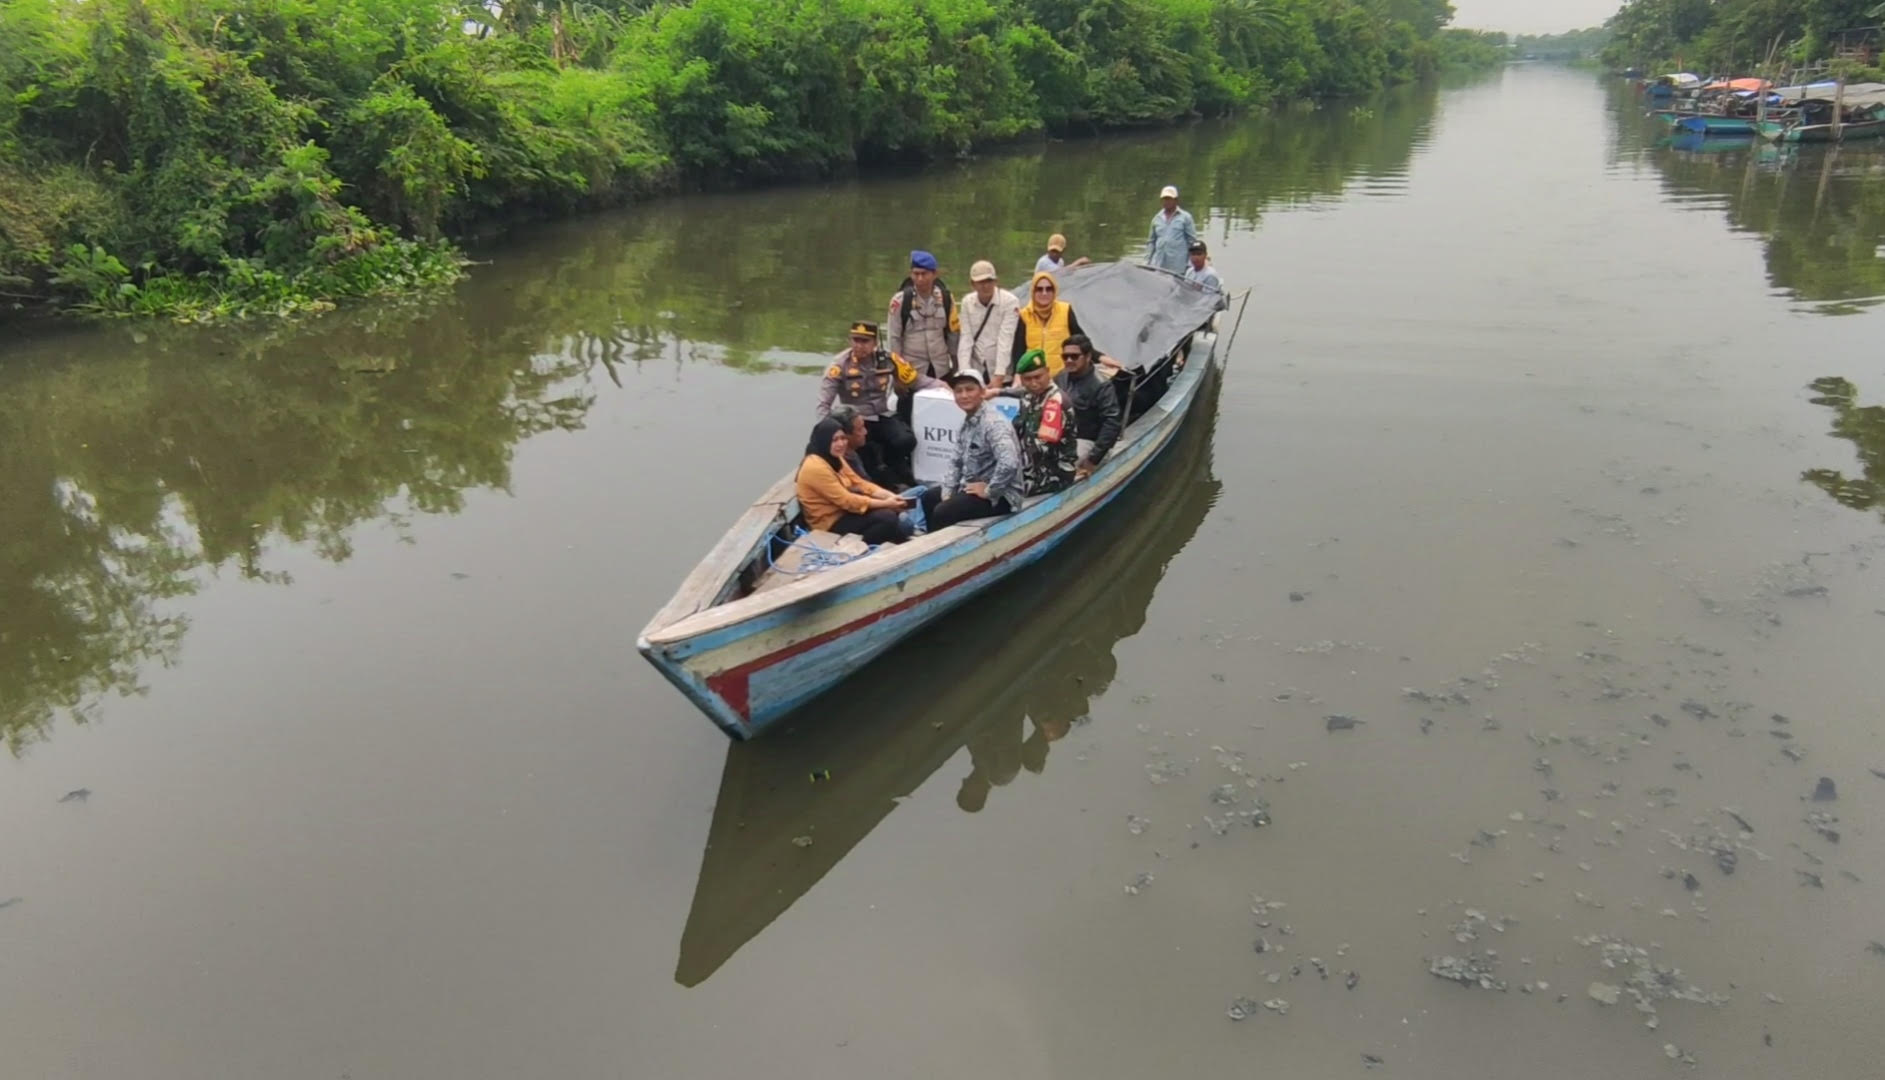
[674,375,1223,987]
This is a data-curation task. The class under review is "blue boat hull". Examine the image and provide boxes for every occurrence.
[1675,115,1757,135]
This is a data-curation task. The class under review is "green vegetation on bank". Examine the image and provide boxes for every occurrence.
[1602,0,1879,72]
[0,0,1493,320]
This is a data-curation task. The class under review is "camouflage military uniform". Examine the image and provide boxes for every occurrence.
[1013,384,1078,496]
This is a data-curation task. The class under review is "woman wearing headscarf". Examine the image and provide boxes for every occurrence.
[795,418,911,545]
[1013,271,1084,377]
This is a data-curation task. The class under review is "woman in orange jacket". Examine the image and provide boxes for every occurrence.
[796,418,912,544]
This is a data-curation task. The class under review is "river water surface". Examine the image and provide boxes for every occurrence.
[3,65,1883,1078]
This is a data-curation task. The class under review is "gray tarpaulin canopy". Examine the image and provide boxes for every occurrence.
[1011,261,1227,371]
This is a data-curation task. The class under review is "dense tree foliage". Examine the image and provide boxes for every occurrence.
[0,0,1489,318]
[1601,0,1879,72]
[1514,26,1610,60]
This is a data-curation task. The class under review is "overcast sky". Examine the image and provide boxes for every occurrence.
[1452,0,1620,35]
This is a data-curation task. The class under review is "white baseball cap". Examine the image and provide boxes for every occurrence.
[947,367,987,389]
[1159,184,1179,198]
[969,260,997,282]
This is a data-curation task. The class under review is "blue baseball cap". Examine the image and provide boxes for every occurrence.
[910,250,938,271]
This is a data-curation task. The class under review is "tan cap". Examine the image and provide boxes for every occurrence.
[969,259,997,282]
[1047,233,1066,253]
[1159,184,1179,198]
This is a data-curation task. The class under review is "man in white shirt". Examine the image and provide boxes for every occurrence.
[956,259,1020,387]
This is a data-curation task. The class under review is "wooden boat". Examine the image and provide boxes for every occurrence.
[674,377,1223,984]
[639,262,1234,740]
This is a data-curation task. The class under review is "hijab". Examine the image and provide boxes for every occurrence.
[1028,270,1060,317]
[805,417,847,476]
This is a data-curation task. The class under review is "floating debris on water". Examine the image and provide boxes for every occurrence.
[1867,941,1885,958]
[1124,872,1155,895]
[1663,1044,1697,1067]
[1324,714,1362,731]
[57,788,90,804]
[1209,783,1239,806]
[1362,1053,1385,1069]
[1344,970,1360,990]
[1227,996,1259,1021]
[0,897,21,910]
[1126,814,1150,836]
[1796,870,1824,889]
[1721,808,1756,834]
[1428,953,1506,991]
[790,835,814,848]
[1810,777,1838,802]
[1262,998,1289,1015]
[1145,760,1190,785]
[1804,810,1840,844]
[1588,982,1622,1006]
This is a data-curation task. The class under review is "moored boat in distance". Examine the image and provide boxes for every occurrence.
[638,262,1233,740]
[1675,114,1758,135]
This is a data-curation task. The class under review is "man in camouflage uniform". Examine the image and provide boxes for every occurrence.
[1007,348,1078,496]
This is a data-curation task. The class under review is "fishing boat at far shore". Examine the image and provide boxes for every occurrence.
[1759,117,1885,142]
[638,262,1238,740]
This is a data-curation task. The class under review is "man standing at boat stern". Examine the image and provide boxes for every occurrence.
[932,369,1024,529]
[886,250,960,378]
[957,260,1020,387]
[1145,185,1197,274]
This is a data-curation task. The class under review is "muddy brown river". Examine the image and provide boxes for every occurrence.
[2,65,1882,1078]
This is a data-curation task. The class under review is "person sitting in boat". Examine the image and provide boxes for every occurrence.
[1035,233,1093,276]
[816,320,942,488]
[1056,335,1123,482]
[796,418,913,545]
[1183,239,1222,292]
[1014,271,1084,377]
[828,402,943,524]
[1002,349,1078,496]
[931,369,1024,529]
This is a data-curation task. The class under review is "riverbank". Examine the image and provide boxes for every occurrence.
[0,0,1504,322]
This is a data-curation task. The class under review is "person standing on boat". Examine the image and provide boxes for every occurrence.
[957,260,1020,388]
[932,369,1023,529]
[1145,184,1197,274]
[1013,271,1082,377]
[816,320,938,488]
[1006,349,1079,496]
[885,250,959,379]
[795,418,913,545]
[1057,334,1123,482]
[1183,239,1221,292]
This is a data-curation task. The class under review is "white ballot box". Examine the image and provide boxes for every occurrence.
[908,387,1021,484]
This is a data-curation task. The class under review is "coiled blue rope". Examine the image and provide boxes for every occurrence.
[766,526,878,575]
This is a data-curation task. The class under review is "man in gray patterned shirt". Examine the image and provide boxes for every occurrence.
[932,368,1023,529]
